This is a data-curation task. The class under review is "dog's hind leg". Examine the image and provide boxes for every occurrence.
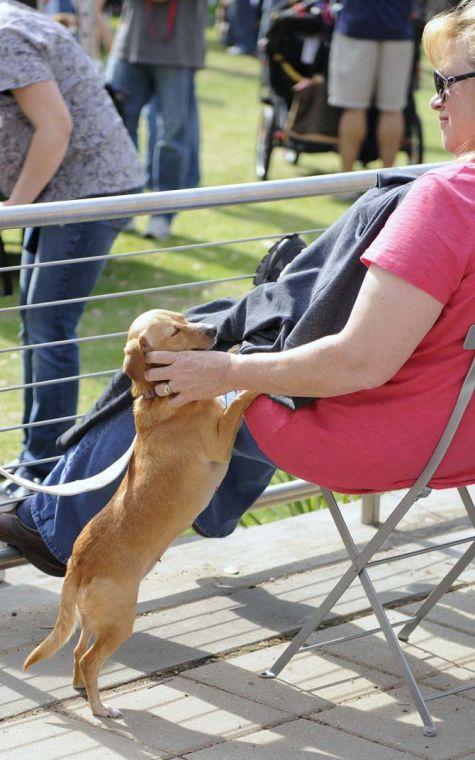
[80,613,134,718]
[72,618,91,691]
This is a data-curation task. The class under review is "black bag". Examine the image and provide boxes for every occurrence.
[253,234,307,286]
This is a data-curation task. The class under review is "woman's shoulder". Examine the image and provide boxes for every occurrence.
[409,160,475,211]
[420,160,475,186]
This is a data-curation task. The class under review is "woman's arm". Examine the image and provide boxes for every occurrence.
[145,263,444,406]
[5,80,73,206]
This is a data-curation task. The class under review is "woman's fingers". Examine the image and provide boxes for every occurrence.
[144,350,176,365]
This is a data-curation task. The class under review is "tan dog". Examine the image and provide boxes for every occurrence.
[24,309,256,718]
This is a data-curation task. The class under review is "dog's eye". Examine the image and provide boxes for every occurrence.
[171,327,180,337]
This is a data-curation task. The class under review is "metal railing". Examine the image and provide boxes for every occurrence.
[0,165,438,573]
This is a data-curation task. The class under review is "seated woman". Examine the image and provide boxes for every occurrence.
[0,1,474,577]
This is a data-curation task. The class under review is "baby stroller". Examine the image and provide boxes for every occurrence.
[256,0,424,180]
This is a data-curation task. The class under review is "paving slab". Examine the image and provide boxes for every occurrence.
[0,709,171,760]
[314,685,475,760]
[302,599,474,674]
[182,717,419,760]
[404,585,475,636]
[181,641,399,713]
[65,676,289,756]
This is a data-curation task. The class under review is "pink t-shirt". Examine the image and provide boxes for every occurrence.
[246,162,475,492]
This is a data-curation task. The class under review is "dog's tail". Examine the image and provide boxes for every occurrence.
[23,564,79,671]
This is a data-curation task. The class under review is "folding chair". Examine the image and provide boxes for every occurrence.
[260,324,475,737]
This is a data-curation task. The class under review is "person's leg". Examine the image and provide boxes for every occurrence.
[337,109,368,173]
[149,65,192,228]
[185,70,200,189]
[376,111,404,167]
[375,39,414,168]
[328,33,377,173]
[106,58,152,147]
[19,229,37,455]
[19,219,121,478]
[146,96,162,190]
[230,0,258,54]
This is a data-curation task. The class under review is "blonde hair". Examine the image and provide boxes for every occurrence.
[423,0,475,67]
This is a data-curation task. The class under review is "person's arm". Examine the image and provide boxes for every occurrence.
[4,80,73,206]
[144,263,443,406]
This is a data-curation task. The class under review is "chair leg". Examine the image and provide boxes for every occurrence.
[398,540,475,642]
[399,487,475,641]
[262,486,440,735]
[359,567,437,736]
[261,559,359,678]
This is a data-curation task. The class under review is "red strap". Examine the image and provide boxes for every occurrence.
[146,0,177,43]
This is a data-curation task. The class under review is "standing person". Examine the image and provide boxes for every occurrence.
[328,0,415,171]
[0,0,145,493]
[106,0,207,240]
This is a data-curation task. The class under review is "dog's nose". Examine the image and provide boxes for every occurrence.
[200,324,217,339]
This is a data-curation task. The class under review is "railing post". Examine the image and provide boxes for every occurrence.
[361,493,381,526]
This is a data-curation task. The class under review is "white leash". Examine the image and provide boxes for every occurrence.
[0,435,137,496]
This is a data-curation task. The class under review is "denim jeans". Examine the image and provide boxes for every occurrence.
[146,74,200,191]
[19,217,125,478]
[25,394,276,563]
[227,0,259,54]
[107,59,199,222]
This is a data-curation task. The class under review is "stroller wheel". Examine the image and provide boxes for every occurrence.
[256,105,275,180]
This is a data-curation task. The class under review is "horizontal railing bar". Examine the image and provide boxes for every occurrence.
[0,165,438,230]
[0,274,253,315]
[252,479,321,508]
[1,455,61,471]
[0,228,325,274]
[0,331,128,356]
[367,535,475,566]
[300,616,419,651]
[0,368,117,394]
[0,478,324,572]
[0,414,80,434]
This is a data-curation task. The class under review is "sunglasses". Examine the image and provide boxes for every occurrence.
[434,69,475,101]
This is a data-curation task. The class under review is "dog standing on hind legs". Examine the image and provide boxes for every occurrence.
[23,309,257,718]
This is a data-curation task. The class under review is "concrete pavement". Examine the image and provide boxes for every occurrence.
[0,489,474,759]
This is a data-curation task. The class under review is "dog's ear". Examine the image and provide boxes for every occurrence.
[123,338,147,381]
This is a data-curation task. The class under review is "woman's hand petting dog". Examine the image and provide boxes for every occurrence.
[145,349,235,406]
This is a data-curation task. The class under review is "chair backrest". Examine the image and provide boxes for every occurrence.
[413,324,475,497]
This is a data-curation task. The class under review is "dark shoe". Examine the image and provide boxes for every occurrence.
[253,234,307,287]
[0,506,66,577]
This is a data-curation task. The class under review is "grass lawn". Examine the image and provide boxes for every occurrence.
[0,31,447,521]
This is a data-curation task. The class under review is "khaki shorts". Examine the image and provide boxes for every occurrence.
[328,32,414,111]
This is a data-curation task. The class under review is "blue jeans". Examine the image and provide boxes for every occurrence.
[19,218,125,478]
[227,0,259,54]
[146,76,200,191]
[107,59,199,222]
[24,394,276,563]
